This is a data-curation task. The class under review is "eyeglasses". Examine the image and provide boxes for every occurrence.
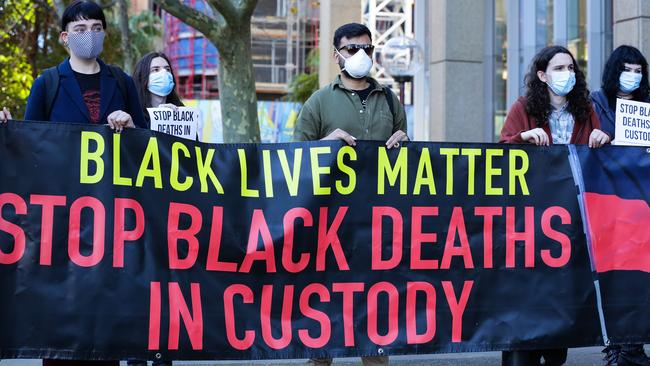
[338,44,375,56]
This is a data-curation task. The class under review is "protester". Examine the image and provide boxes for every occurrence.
[293,22,407,150]
[293,22,406,366]
[132,51,184,126]
[0,0,146,364]
[499,45,609,366]
[591,45,650,366]
[591,45,650,141]
[0,0,145,130]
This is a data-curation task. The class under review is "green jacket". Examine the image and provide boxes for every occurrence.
[293,75,407,141]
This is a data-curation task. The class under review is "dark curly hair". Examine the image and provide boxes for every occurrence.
[524,45,591,126]
[601,45,649,108]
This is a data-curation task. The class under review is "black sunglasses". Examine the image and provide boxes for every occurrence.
[338,44,375,56]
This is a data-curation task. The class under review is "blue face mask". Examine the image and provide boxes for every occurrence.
[619,71,643,93]
[546,71,576,97]
[148,70,175,97]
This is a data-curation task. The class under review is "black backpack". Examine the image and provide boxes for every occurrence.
[383,85,397,121]
[42,64,129,119]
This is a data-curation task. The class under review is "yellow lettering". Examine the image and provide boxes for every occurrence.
[336,146,357,195]
[135,137,163,189]
[112,133,132,186]
[310,147,331,195]
[439,148,459,195]
[195,147,224,194]
[377,147,407,195]
[485,149,504,195]
[509,149,530,195]
[263,150,274,198]
[278,148,302,196]
[170,142,193,191]
[239,149,259,197]
[79,131,105,184]
[413,148,436,195]
[462,148,482,195]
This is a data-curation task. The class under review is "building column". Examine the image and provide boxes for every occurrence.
[613,0,650,54]
[425,0,487,142]
[318,0,362,87]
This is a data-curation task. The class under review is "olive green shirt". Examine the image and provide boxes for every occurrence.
[293,75,407,141]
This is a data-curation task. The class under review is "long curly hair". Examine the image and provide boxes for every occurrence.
[524,45,591,126]
[601,45,650,108]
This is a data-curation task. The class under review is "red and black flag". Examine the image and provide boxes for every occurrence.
[571,145,650,345]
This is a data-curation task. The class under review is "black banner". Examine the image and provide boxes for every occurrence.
[0,121,643,361]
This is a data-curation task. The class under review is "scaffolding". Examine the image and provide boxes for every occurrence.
[163,0,319,100]
[362,0,414,87]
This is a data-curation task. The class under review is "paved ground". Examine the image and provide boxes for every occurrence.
[6,345,649,365]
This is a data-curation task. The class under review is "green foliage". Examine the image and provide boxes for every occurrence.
[0,0,161,117]
[287,48,319,104]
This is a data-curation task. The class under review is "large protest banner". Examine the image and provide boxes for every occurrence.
[0,121,646,361]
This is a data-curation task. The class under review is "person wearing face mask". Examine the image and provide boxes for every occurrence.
[0,0,145,131]
[132,52,184,127]
[590,45,650,144]
[293,22,407,150]
[499,46,609,366]
[293,23,400,366]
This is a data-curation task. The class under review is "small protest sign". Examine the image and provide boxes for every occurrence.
[614,99,650,146]
[148,107,200,141]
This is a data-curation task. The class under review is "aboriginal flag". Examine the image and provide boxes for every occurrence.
[573,145,650,344]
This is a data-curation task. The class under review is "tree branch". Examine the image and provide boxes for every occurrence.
[238,0,259,19]
[206,0,239,24]
[154,0,225,44]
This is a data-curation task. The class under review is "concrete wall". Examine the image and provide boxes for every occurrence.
[318,0,362,87]
[613,0,650,53]
[426,0,487,142]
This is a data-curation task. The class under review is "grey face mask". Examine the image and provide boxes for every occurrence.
[67,31,105,60]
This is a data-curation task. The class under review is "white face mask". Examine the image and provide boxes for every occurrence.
[619,71,643,93]
[336,48,373,79]
[546,71,576,97]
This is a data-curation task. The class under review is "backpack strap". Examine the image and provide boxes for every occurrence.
[106,65,129,111]
[383,85,396,121]
[43,66,60,119]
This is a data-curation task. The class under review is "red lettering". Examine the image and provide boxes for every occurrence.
[506,206,535,268]
[113,198,145,268]
[148,282,161,350]
[332,282,364,346]
[541,206,571,267]
[406,282,436,344]
[30,194,66,266]
[316,207,349,271]
[206,206,237,272]
[410,206,439,270]
[261,285,293,349]
[167,203,201,270]
[0,193,27,265]
[68,196,105,267]
[474,207,502,269]
[367,282,399,346]
[240,210,276,273]
[224,284,255,350]
[298,283,331,348]
[168,282,203,350]
[282,208,312,273]
[371,206,403,270]
[442,280,473,343]
[441,207,474,269]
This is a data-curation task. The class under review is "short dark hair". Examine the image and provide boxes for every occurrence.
[61,0,106,32]
[602,45,649,107]
[333,23,372,49]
